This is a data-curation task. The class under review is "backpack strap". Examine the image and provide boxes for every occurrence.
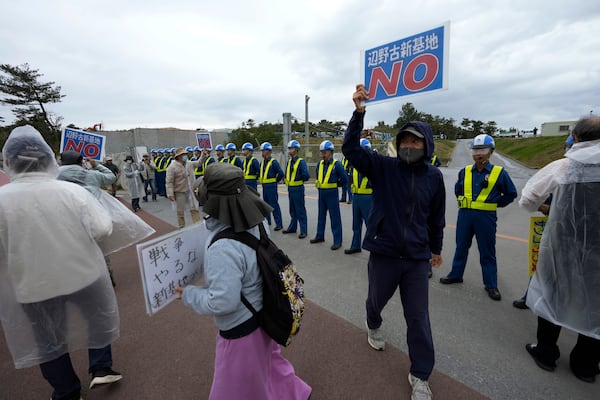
[208,226,263,318]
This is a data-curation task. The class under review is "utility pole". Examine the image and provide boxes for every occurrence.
[304,95,310,149]
[282,112,291,151]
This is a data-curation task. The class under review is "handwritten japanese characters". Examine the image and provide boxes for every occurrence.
[137,223,209,315]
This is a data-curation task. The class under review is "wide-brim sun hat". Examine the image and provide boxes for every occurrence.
[173,147,187,158]
[198,163,273,232]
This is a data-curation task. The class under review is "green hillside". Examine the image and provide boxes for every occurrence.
[494,135,570,168]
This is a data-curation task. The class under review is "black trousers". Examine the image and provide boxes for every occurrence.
[536,316,600,376]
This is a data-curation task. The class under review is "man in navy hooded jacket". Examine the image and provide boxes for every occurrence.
[342,84,445,400]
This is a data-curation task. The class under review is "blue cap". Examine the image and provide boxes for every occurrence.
[226,143,237,151]
[215,144,225,151]
[287,140,301,149]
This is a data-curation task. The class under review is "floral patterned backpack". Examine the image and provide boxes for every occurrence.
[210,223,305,346]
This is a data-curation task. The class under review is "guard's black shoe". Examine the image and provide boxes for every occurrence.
[344,248,361,254]
[526,344,556,372]
[282,230,296,234]
[274,226,283,231]
[439,276,463,284]
[298,233,307,239]
[331,243,342,250]
[486,287,502,301]
[513,298,529,309]
[310,238,324,244]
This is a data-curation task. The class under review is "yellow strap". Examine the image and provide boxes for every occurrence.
[285,158,304,186]
[244,157,257,179]
[316,160,337,189]
[157,156,171,172]
[228,156,238,165]
[431,155,438,165]
[352,169,372,194]
[459,165,502,211]
[260,158,276,184]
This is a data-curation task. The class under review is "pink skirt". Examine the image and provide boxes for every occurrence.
[209,327,311,400]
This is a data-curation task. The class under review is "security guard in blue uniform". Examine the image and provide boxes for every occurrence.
[155,148,173,196]
[310,140,347,250]
[430,154,442,167]
[282,140,310,239]
[340,156,353,204]
[440,134,517,300]
[224,143,244,170]
[192,145,201,161]
[259,142,284,230]
[215,144,226,162]
[241,142,260,190]
[199,146,216,176]
[345,138,373,254]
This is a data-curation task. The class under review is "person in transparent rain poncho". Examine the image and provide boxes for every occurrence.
[520,117,600,383]
[57,150,155,288]
[0,126,152,400]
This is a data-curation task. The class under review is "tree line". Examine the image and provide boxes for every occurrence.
[1,63,505,152]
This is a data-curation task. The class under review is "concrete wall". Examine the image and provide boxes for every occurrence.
[101,128,232,157]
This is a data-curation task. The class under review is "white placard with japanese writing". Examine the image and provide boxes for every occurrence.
[136,222,209,315]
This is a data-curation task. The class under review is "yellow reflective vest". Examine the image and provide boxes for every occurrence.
[315,160,338,189]
[285,157,304,187]
[457,165,503,211]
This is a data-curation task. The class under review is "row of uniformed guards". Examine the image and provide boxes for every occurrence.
[283,141,310,238]
[311,141,348,250]
[259,142,284,230]
[154,154,173,196]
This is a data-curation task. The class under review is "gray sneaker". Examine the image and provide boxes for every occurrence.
[408,373,432,400]
[365,321,385,351]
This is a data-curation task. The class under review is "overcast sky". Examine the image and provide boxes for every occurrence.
[1,0,598,133]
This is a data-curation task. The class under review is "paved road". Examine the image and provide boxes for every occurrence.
[126,143,596,400]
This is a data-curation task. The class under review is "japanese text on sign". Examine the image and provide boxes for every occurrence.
[362,22,449,104]
[59,127,106,160]
[137,222,209,315]
[528,216,547,277]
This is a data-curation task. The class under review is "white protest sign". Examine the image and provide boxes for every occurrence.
[136,222,209,315]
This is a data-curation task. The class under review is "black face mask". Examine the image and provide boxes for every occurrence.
[397,148,425,164]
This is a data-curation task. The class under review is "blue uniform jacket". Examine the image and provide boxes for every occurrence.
[244,156,260,178]
[454,163,517,208]
[315,158,347,188]
[342,111,445,260]
[261,157,284,184]
[288,156,311,183]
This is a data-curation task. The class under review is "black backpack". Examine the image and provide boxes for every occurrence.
[209,223,305,346]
